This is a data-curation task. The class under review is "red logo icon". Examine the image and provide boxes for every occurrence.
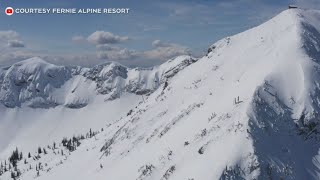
[5,7,14,16]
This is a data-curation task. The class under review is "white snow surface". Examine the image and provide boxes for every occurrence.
[0,55,196,156]
[1,9,320,180]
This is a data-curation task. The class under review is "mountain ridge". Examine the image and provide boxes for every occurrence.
[0,55,197,108]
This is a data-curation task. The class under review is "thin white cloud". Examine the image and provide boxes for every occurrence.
[148,40,191,59]
[152,39,170,47]
[72,36,86,43]
[0,31,19,41]
[71,30,195,67]
[0,30,195,68]
[96,44,121,51]
[8,40,25,48]
[0,30,25,48]
[87,31,129,45]
[97,48,137,60]
[94,40,192,67]
[0,31,30,66]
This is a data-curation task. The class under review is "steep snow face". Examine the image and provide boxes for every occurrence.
[2,9,320,180]
[246,10,320,180]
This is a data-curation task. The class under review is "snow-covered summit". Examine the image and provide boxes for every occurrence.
[0,57,72,108]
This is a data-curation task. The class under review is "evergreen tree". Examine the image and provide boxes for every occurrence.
[38,162,42,170]
[0,162,3,175]
[9,147,20,164]
[28,152,31,158]
[89,128,93,138]
[12,160,17,168]
[16,170,21,178]
[80,134,85,140]
[67,139,72,151]
[38,147,42,154]
[11,171,15,179]
[19,152,23,160]
[4,160,7,172]
[62,138,68,147]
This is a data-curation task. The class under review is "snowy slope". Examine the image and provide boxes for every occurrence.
[0,56,196,159]
[2,8,320,180]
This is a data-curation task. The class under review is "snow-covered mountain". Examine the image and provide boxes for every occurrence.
[0,55,197,162]
[0,55,197,108]
[1,8,320,180]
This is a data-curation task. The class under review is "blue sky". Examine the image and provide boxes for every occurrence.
[0,0,318,67]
